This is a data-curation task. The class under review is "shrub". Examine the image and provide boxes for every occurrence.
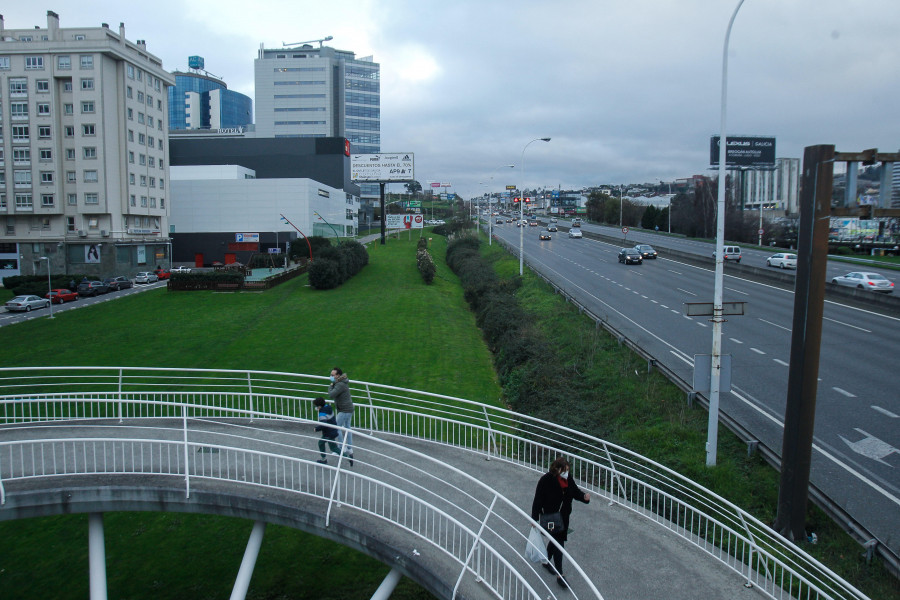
[3,274,88,296]
[417,237,428,251]
[307,241,369,290]
[289,236,333,261]
[308,258,342,289]
[416,249,436,284]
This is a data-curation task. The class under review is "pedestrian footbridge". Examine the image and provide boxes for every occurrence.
[0,367,867,600]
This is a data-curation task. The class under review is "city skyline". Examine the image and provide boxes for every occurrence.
[4,1,899,198]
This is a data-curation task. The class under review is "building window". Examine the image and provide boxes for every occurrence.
[147,95,153,107]
[148,136,155,148]
[13,148,31,164]
[66,171,76,183]
[65,126,75,137]
[139,154,146,166]
[65,148,75,160]
[40,172,54,184]
[88,217,99,229]
[129,152,135,164]
[15,193,33,210]
[12,125,30,141]
[36,80,50,92]
[83,147,97,159]
[140,196,148,207]
[57,55,71,70]
[10,103,29,118]
[160,198,165,209]
[74,35,85,41]
[138,133,145,145]
[5,218,14,235]
[81,78,94,90]
[81,101,95,113]
[0,194,6,209]
[127,86,133,98]
[82,124,95,136]
[9,79,28,96]
[148,156,155,168]
[149,177,156,188]
[140,175,147,187]
[67,216,76,231]
[150,197,157,208]
[128,130,134,142]
[129,174,135,185]
[137,91,144,103]
[41,194,54,207]
[0,57,10,70]
[37,103,51,116]
[159,178,165,190]
[84,193,99,205]
[64,103,74,115]
[136,70,142,82]
[148,116,154,127]
[138,112,145,124]
[127,108,133,120]
[39,148,52,161]
[80,55,93,69]
[157,99,163,111]
[14,170,32,185]
[25,56,44,70]
[130,195,136,207]
[38,126,51,138]
[67,194,77,206]
[84,170,98,183]
[63,80,73,92]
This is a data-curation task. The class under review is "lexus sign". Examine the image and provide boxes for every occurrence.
[709,136,776,168]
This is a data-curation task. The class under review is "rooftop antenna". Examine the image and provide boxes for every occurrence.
[282,36,333,48]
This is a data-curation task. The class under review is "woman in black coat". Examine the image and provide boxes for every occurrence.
[531,456,591,588]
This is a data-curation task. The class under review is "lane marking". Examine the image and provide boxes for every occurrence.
[725,286,750,296]
[696,322,708,328]
[729,338,743,344]
[759,318,791,332]
[872,406,899,418]
[751,348,766,355]
[677,288,697,297]
[667,269,683,275]
[651,300,658,304]
[660,305,669,309]
[774,359,789,366]
[823,316,872,333]
[833,387,857,398]
[670,350,693,366]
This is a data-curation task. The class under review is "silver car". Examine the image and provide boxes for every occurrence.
[830,272,894,293]
[766,253,797,269]
[134,271,159,284]
[568,229,583,239]
[5,295,50,312]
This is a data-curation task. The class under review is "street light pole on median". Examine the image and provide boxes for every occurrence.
[486,164,515,246]
[519,138,550,276]
[39,256,54,319]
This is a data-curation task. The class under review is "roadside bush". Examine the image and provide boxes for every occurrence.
[3,274,88,297]
[308,241,369,290]
[833,246,852,255]
[289,236,333,261]
[416,249,436,284]
[417,237,428,251]
[308,258,341,289]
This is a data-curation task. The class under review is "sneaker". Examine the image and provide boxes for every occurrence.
[316,459,327,464]
[557,576,568,589]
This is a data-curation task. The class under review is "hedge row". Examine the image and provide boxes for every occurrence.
[289,236,334,261]
[308,241,369,290]
[3,274,90,297]
[445,236,569,414]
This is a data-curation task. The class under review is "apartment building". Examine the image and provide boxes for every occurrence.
[0,11,174,278]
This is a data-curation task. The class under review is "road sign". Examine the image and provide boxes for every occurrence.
[692,354,732,393]
[758,228,765,235]
[684,302,746,316]
[622,227,629,235]
[506,185,517,191]
[236,233,259,243]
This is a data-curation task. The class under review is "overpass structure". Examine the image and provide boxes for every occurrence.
[0,367,868,600]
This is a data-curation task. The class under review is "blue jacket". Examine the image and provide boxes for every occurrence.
[315,404,339,439]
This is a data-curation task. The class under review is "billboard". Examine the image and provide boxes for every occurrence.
[709,136,776,168]
[351,153,415,182]
[385,214,424,229]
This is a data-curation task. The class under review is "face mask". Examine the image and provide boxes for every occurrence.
[329,375,335,382]
[560,471,569,479]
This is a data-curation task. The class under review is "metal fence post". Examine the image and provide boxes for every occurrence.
[117,368,124,423]
[246,372,254,422]
[182,403,190,498]
[453,495,498,597]
[482,406,498,460]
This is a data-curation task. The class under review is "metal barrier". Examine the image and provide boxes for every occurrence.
[0,367,868,600]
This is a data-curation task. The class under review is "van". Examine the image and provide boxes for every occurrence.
[712,246,742,263]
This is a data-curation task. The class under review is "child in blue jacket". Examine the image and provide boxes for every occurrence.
[313,397,340,464]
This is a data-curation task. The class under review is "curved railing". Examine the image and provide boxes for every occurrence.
[0,367,868,600]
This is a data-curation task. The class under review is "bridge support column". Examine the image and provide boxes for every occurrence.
[88,512,108,600]
[230,520,266,600]
[369,567,402,600]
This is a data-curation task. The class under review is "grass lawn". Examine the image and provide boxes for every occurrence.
[0,234,499,600]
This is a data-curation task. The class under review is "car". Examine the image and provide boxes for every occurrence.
[568,229,583,239]
[539,232,552,240]
[572,219,582,227]
[712,245,742,263]
[45,288,78,304]
[104,276,134,291]
[171,266,193,273]
[547,225,558,232]
[634,244,658,259]
[506,218,513,223]
[154,269,171,280]
[5,295,50,312]
[135,271,159,284]
[528,220,538,227]
[618,248,643,264]
[830,272,894,293]
[550,217,558,223]
[77,280,110,296]
[766,253,797,269]
[495,218,504,224]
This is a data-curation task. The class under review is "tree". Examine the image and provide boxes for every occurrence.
[641,205,659,229]
[404,180,423,196]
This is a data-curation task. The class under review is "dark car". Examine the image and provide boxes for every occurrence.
[539,232,552,240]
[634,244,658,259]
[547,225,558,232]
[104,276,134,291]
[618,248,643,265]
[77,280,110,296]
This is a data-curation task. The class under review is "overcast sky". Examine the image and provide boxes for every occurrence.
[5,1,899,198]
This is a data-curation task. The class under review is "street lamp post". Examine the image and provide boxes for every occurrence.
[39,256,53,319]
[519,138,551,276]
[708,0,747,467]
[313,211,341,240]
[279,214,313,262]
[486,164,515,246]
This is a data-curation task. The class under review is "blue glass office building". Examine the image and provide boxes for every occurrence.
[168,70,252,131]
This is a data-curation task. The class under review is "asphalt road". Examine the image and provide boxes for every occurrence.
[490,218,900,561]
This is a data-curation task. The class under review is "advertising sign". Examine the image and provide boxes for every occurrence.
[709,136,776,168]
[351,153,415,182]
[385,214,424,229]
[236,233,260,243]
[84,244,101,264]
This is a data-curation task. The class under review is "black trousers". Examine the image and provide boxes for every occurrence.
[546,533,566,573]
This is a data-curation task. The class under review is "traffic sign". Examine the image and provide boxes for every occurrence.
[622,227,629,235]
[758,228,765,235]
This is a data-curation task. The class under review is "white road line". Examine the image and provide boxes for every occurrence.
[833,387,856,398]
[641,295,648,299]
[660,305,669,309]
[872,406,899,418]
[670,350,694,366]
[751,348,766,355]
[725,286,750,296]
[696,322,708,327]
[774,359,789,366]
[650,300,658,304]
[676,288,697,297]
[729,338,743,344]
[758,318,791,332]
[823,316,872,333]
[667,269,683,275]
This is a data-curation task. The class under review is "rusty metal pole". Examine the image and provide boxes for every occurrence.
[774,144,834,542]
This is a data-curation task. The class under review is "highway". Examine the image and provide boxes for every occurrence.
[490,218,900,563]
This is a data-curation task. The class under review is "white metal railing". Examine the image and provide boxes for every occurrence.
[0,366,870,600]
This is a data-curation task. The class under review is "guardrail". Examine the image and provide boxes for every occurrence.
[0,367,869,600]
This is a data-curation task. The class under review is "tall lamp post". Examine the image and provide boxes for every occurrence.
[279,214,313,261]
[39,256,54,319]
[707,0,747,467]
[313,211,341,240]
[485,164,515,246]
[519,138,551,276]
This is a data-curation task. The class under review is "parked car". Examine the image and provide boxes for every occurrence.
[831,272,894,293]
[766,253,797,269]
[568,229,583,239]
[135,271,159,284]
[547,225,558,232]
[77,280,110,296]
[154,269,171,280]
[712,246,742,262]
[104,276,134,291]
[171,266,193,273]
[539,232,552,240]
[45,288,78,304]
[5,295,50,312]
[618,248,643,264]
[634,244,658,259]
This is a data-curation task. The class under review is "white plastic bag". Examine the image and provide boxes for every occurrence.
[525,526,548,564]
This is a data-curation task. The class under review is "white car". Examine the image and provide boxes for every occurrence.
[766,253,797,269]
[171,266,193,273]
[134,271,159,284]
[5,295,50,312]
[568,229,583,239]
[831,272,894,293]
